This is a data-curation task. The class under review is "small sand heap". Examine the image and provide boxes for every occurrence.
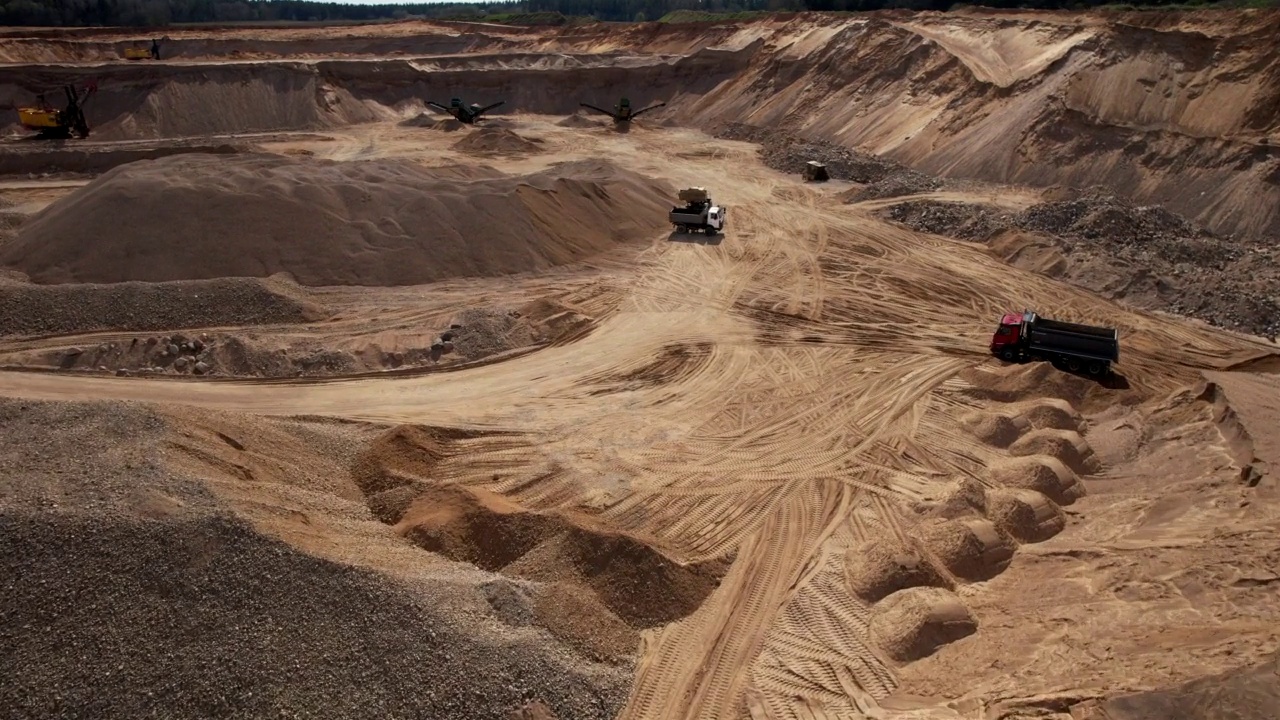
[986,488,1065,543]
[960,410,1032,448]
[987,455,1084,505]
[452,127,545,155]
[557,111,601,128]
[869,587,977,662]
[845,537,952,603]
[1008,428,1101,475]
[915,518,1015,582]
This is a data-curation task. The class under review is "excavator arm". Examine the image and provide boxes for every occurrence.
[473,100,505,117]
[629,102,666,119]
[425,101,454,114]
[579,103,617,118]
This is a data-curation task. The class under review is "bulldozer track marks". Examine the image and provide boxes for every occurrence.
[0,119,1273,720]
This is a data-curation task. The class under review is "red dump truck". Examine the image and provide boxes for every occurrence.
[990,310,1119,376]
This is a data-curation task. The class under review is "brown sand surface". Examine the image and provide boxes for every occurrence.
[0,10,1278,720]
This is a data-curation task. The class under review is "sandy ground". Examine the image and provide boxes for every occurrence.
[1,11,1279,720]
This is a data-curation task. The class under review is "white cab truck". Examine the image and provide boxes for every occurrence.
[669,187,726,235]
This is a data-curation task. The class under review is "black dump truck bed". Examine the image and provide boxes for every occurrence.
[1026,314,1119,362]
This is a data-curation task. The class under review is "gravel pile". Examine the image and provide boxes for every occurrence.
[0,399,629,719]
[451,307,538,359]
[882,193,1280,339]
[886,201,1014,240]
[0,276,325,337]
[715,123,940,198]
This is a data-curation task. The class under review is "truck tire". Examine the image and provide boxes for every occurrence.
[675,225,687,234]
[1067,358,1081,372]
[1087,361,1103,375]
[999,348,1017,362]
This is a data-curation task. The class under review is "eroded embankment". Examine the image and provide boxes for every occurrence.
[3,11,1276,239]
[0,40,755,140]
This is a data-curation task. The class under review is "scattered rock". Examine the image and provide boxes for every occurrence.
[193,361,210,375]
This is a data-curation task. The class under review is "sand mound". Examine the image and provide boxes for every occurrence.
[916,518,1015,582]
[398,112,438,128]
[986,489,1065,543]
[960,362,1117,412]
[3,155,673,287]
[432,118,466,132]
[532,582,640,664]
[1008,428,1101,475]
[868,587,977,663]
[0,274,324,337]
[959,410,1032,448]
[505,529,727,629]
[845,537,952,603]
[0,399,629,719]
[1009,398,1087,433]
[452,128,545,154]
[351,424,491,496]
[395,484,562,571]
[557,112,601,128]
[987,455,1084,506]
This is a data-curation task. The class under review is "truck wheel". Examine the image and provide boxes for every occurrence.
[1067,358,1081,372]
[1087,361,1103,375]
[676,225,686,234]
[999,348,1017,362]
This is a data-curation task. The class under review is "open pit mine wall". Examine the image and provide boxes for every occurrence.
[0,42,756,140]
[3,12,1277,240]
[682,14,1280,241]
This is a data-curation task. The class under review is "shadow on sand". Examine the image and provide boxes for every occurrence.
[667,231,723,246]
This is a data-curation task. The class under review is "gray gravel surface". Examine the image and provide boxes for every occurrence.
[0,277,324,337]
[0,399,629,719]
[884,193,1280,339]
[714,123,940,198]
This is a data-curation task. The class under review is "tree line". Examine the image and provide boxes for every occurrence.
[0,0,1265,28]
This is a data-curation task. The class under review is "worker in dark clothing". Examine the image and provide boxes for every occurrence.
[150,39,161,60]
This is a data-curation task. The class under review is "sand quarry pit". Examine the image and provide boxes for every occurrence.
[2,10,1280,720]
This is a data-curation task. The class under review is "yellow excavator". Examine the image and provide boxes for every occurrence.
[123,38,161,60]
[17,83,96,139]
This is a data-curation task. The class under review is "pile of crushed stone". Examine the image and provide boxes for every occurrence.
[882,192,1280,339]
[715,123,940,199]
[0,275,325,337]
[0,399,630,719]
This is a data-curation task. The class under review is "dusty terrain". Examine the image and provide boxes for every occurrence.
[1,9,1279,720]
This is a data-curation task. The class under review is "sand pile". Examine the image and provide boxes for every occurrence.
[395,484,562,571]
[504,529,727,629]
[986,488,1065,543]
[398,112,438,128]
[0,399,629,719]
[556,111,601,128]
[0,274,324,337]
[915,518,1015,582]
[845,537,951,603]
[987,455,1084,506]
[1008,428,1101,475]
[452,128,545,154]
[2,155,673,287]
[868,587,977,663]
[959,410,1032,448]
